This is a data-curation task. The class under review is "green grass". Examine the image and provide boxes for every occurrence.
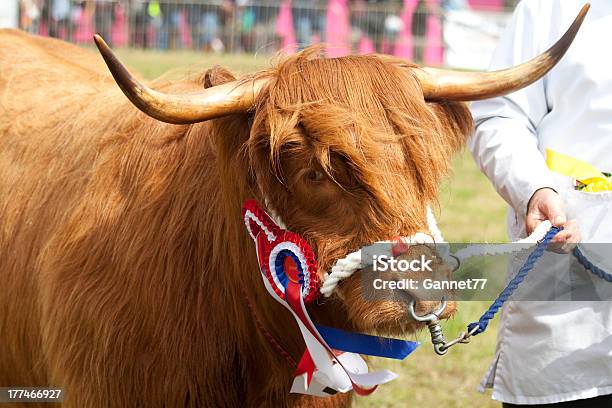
[114,48,273,79]
[118,50,508,408]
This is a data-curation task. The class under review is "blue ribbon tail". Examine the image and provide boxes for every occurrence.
[315,325,419,360]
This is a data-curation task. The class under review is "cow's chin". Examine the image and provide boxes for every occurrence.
[333,245,457,337]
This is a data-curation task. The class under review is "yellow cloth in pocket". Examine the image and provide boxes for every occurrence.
[546,149,612,192]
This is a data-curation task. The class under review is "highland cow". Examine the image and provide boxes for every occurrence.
[0,8,585,407]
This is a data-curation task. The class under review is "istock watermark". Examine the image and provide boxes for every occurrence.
[359,242,612,302]
[373,254,433,272]
[372,277,488,291]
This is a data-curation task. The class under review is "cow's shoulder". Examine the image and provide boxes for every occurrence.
[0,29,108,80]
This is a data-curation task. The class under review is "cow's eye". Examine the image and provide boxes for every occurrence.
[306,169,326,183]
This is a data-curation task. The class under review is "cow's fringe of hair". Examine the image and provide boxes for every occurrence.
[247,48,471,266]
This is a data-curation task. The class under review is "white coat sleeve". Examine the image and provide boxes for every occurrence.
[468,0,557,217]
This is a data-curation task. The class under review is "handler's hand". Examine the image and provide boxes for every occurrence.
[526,188,581,253]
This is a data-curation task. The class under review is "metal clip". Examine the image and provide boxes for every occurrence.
[408,297,479,355]
[435,324,480,354]
[407,298,449,355]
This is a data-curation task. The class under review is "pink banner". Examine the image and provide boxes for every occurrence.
[180,11,193,49]
[394,0,419,60]
[276,0,297,53]
[424,0,443,65]
[358,36,375,54]
[73,8,94,45]
[325,0,350,57]
[468,0,503,11]
[111,4,128,47]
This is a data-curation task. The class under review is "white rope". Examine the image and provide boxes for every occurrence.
[319,212,552,298]
[427,207,445,244]
[258,198,552,298]
[320,207,442,297]
[453,220,551,262]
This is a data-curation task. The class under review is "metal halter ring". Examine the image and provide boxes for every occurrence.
[407,297,447,322]
[407,297,448,355]
[408,297,478,356]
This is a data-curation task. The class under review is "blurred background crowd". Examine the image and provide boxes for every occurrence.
[3,0,519,67]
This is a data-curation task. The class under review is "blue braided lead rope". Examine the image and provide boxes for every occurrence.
[573,246,612,282]
[467,226,562,336]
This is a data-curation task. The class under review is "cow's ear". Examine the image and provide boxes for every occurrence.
[201,66,237,89]
[428,101,473,154]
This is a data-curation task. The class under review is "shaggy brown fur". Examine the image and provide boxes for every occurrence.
[0,30,471,407]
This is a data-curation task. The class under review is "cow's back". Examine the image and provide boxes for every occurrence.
[0,29,120,388]
[0,30,247,406]
[0,31,187,390]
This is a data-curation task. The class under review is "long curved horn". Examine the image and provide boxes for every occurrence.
[413,3,589,102]
[94,35,267,124]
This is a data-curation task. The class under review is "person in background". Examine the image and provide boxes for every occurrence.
[19,0,42,33]
[470,1,612,406]
[292,0,326,50]
[240,0,276,53]
[352,0,402,54]
[157,1,171,49]
[411,0,427,61]
[188,0,204,49]
[94,0,115,46]
[158,1,183,50]
[49,0,71,39]
[130,0,150,49]
[189,0,224,52]
[218,0,235,51]
[442,0,467,11]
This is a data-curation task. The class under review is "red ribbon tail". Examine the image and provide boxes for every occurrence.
[294,349,316,387]
[353,384,378,396]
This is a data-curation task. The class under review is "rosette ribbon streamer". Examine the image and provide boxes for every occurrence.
[242,200,418,397]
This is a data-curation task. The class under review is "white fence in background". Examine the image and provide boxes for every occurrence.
[15,1,515,69]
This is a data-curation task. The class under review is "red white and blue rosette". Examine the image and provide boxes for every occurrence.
[242,199,418,397]
[243,199,319,303]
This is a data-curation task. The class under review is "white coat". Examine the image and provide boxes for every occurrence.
[469,0,612,404]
